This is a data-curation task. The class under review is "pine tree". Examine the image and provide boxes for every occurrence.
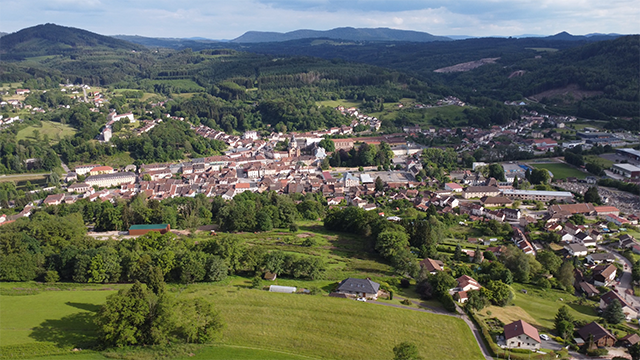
[603,299,625,324]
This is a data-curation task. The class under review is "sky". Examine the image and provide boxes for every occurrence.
[1,0,639,39]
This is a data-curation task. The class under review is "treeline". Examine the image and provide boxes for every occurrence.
[0,126,60,174]
[0,202,327,284]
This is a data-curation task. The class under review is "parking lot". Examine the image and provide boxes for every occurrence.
[555,182,640,214]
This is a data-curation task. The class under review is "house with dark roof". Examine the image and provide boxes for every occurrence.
[335,278,381,300]
[504,320,541,350]
[576,281,599,297]
[600,291,638,320]
[586,253,615,265]
[577,322,616,347]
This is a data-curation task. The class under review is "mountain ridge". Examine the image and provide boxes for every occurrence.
[0,23,146,59]
[231,27,452,43]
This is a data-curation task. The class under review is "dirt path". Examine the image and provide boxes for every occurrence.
[371,295,494,360]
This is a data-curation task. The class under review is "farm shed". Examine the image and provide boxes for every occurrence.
[269,285,296,293]
[129,224,170,236]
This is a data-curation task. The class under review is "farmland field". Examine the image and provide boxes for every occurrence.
[16,121,77,143]
[531,162,587,180]
[0,282,483,360]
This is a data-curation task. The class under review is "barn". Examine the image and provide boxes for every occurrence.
[128,224,171,236]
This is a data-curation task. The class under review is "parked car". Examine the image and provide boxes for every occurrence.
[540,334,550,341]
[356,297,367,302]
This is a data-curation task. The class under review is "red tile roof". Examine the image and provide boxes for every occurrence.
[504,320,540,343]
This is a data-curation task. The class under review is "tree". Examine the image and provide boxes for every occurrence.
[487,164,506,181]
[584,187,602,204]
[473,246,483,264]
[536,250,562,275]
[454,244,463,261]
[255,212,273,232]
[569,214,586,225]
[318,138,335,152]
[554,305,574,335]
[96,281,151,347]
[530,168,550,184]
[173,298,224,344]
[556,261,575,290]
[603,299,626,324]
[484,280,513,306]
[556,320,573,341]
[375,176,384,192]
[466,290,489,311]
[393,342,423,360]
[375,230,409,259]
[429,271,457,298]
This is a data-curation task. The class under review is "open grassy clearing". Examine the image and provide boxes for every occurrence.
[70,151,135,169]
[315,99,362,108]
[0,173,48,184]
[531,163,587,180]
[16,121,77,143]
[585,154,615,168]
[477,283,598,332]
[0,82,23,90]
[0,283,482,360]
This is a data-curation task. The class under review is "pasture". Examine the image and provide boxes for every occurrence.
[531,162,587,180]
[0,282,483,360]
[16,121,76,143]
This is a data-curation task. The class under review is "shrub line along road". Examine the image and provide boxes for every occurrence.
[371,295,494,360]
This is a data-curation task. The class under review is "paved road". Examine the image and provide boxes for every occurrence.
[371,295,494,360]
[603,246,640,309]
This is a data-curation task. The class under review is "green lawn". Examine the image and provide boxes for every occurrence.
[0,283,483,360]
[477,283,599,332]
[531,163,587,180]
[585,155,614,169]
[16,121,77,143]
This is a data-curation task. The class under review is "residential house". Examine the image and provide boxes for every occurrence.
[504,320,541,351]
[503,208,521,221]
[335,278,381,300]
[575,232,596,247]
[564,244,588,257]
[586,253,615,265]
[577,322,616,347]
[620,334,640,347]
[444,182,463,193]
[592,264,617,287]
[43,193,65,206]
[576,281,599,297]
[456,275,481,292]
[420,258,444,274]
[89,166,114,176]
[480,196,513,207]
[564,222,581,236]
[600,291,638,320]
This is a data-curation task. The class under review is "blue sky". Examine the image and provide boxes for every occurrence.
[1,0,638,39]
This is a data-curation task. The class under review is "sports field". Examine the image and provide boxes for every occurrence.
[0,282,483,360]
[531,163,587,180]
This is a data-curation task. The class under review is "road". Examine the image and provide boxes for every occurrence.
[603,246,640,309]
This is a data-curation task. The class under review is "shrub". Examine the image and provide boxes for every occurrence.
[251,276,262,289]
[440,294,457,312]
[586,348,608,357]
[289,223,299,232]
[400,279,411,288]
[44,270,60,283]
[401,299,413,306]
[308,286,322,295]
[302,238,317,247]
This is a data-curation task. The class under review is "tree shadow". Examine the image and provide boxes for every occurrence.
[65,302,102,312]
[568,303,598,317]
[29,312,98,349]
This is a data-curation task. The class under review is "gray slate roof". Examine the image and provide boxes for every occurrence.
[337,278,380,294]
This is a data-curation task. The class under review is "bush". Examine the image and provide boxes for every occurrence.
[401,299,413,306]
[302,238,317,247]
[308,286,322,295]
[440,294,457,312]
[289,223,299,232]
[44,270,60,283]
[251,276,262,289]
[400,279,411,288]
[586,348,608,357]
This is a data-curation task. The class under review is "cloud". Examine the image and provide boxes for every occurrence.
[0,0,638,38]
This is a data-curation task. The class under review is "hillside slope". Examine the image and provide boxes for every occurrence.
[0,23,146,59]
[232,27,451,43]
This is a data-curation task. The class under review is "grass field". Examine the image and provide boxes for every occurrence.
[531,163,587,180]
[0,173,48,185]
[16,121,77,143]
[585,155,615,169]
[476,283,598,332]
[315,99,362,108]
[0,282,483,360]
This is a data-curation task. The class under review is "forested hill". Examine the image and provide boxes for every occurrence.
[0,23,146,60]
[231,27,452,43]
